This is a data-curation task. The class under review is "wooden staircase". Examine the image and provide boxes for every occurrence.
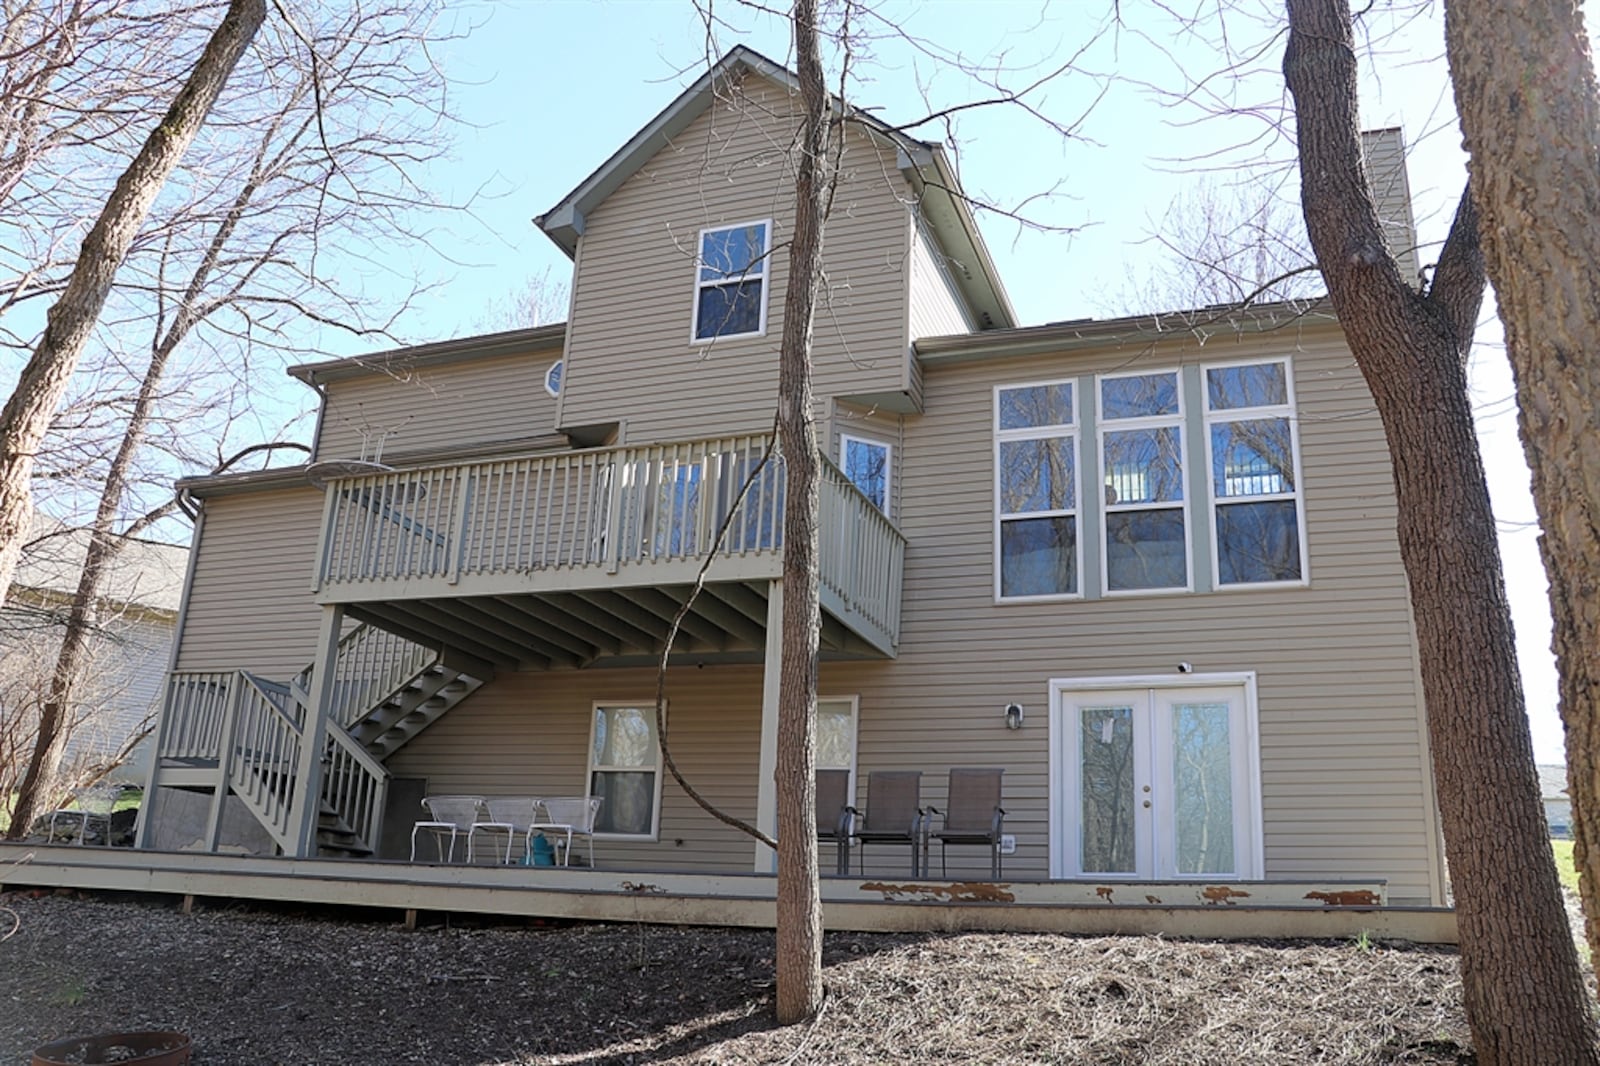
[146,624,491,858]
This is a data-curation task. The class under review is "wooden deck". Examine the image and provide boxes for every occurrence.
[0,844,1457,943]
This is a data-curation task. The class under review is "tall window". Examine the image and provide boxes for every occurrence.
[1204,360,1305,584]
[1099,370,1188,593]
[995,380,1078,599]
[816,697,858,778]
[693,220,770,341]
[840,434,891,513]
[589,704,663,837]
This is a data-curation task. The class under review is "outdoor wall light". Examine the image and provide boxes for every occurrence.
[1004,703,1025,730]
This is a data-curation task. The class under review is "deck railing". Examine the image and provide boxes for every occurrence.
[156,671,236,761]
[315,433,904,647]
[316,434,787,589]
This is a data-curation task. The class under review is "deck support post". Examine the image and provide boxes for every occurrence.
[287,605,344,858]
[754,579,783,873]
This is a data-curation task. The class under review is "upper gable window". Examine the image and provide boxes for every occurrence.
[544,360,563,398]
[693,220,771,342]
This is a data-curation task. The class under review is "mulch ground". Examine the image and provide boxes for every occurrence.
[0,890,1476,1065]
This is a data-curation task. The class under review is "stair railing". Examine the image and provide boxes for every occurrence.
[321,726,390,853]
[292,623,439,731]
[227,672,303,852]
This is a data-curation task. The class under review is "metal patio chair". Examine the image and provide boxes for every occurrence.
[925,767,1007,879]
[538,796,603,867]
[46,783,126,846]
[815,769,856,876]
[853,771,924,877]
[410,795,483,863]
[468,796,542,864]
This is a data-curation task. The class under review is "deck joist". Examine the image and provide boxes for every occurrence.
[0,844,1457,943]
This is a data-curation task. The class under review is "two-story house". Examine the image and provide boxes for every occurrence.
[44,46,1443,930]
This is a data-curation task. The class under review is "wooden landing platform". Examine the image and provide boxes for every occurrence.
[0,844,1457,944]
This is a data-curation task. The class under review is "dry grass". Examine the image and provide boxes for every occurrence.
[0,891,1473,1065]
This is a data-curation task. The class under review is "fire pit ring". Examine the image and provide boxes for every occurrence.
[31,1030,191,1066]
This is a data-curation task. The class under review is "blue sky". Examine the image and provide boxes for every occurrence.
[328,1,1563,762]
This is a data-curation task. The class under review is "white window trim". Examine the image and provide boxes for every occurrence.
[544,359,563,399]
[1045,672,1265,881]
[817,694,860,804]
[1201,356,1311,591]
[586,700,667,842]
[1096,368,1194,597]
[839,433,893,515]
[689,218,773,345]
[993,378,1083,604]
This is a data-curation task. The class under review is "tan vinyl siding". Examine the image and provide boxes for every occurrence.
[558,71,914,442]
[316,349,562,461]
[857,322,1440,903]
[387,665,763,872]
[908,218,974,340]
[174,487,326,677]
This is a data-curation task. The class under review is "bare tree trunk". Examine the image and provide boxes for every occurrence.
[1284,2,1597,1062]
[773,0,829,1026]
[1442,0,1600,992]
[8,91,283,839]
[0,0,265,615]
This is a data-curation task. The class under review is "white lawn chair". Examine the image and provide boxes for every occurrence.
[47,783,126,846]
[410,795,483,863]
[468,796,541,864]
[536,796,602,867]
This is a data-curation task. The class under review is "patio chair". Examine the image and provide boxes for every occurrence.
[410,795,483,863]
[46,783,126,846]
[468,796,542,864]
[538,796,603,867]
[853,771,924,877]
[925,767,1007,879]
[815,769,855,876]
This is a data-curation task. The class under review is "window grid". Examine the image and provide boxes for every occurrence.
[1097,369,1191,595]
[994,379,1080,601]
[1202,358,1308,587]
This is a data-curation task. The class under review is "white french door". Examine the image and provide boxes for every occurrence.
[1050,676,1262,880]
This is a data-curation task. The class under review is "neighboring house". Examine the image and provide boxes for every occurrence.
[4,521,188,786]
[127,48,1445,911]
[1539,764,1571,839]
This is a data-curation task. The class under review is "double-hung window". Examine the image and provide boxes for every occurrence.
[693,220,770,341]
[588,703,664,838]
[1099,370,1189,593]
[1204,360,1305,584]
[995,380,1079,598]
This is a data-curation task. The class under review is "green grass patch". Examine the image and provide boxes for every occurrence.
[1554,839,1579,892]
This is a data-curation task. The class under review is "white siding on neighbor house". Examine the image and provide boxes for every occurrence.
[908,217,975,341]
[316,348,563,462]
[173,487,327,678]
[557,71,916,443]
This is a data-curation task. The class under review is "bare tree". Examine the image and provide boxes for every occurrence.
[1442,0,1600,993]
[476,267,570,330]
[1283,1,1596,1060]
[0,0,265,616]
[4,1,465,836]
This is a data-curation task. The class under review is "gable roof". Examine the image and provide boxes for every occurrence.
[14,517,187,616]
[535,44,1016,330]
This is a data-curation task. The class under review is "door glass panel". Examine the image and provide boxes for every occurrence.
[1171,701,1235,874]
[1079,704,1136,874]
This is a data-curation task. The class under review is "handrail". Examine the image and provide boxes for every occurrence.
[228,671,303,851]
[293,623,438,731]
[321,725,389,852]
[156,672,235,761]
